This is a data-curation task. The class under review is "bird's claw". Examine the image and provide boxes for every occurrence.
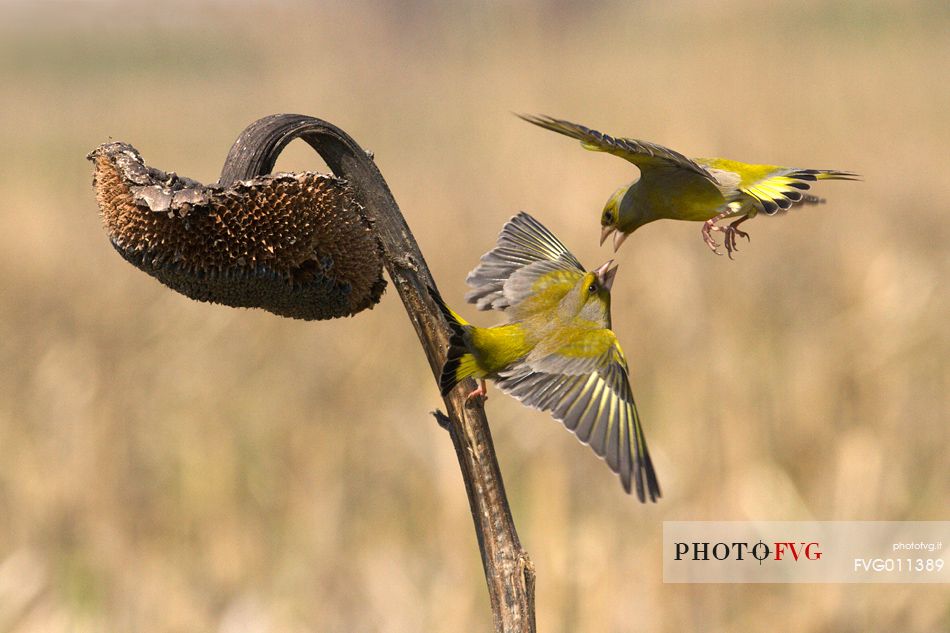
[466,380,488,402]
[702,219,723,255]
[703,214,750,259]
[722,224,750,259]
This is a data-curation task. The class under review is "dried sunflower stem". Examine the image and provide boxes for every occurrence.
[221,114,536,633]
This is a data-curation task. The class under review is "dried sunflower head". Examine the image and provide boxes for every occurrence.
[89,142,385,320]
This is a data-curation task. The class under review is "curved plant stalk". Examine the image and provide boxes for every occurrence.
[220,114,536,632]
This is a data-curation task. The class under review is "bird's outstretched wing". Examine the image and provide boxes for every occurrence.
[495,329,661,502]
[466,211,584,313]
[518,113,716,184]
[699,158,862,215]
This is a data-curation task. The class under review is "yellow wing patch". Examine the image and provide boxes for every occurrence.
[743,169,859,214]
[696,158,860,215]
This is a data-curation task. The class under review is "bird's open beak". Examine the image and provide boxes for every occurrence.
[612,230,629,252]
[601,226,630,252]
[594,260,619,292]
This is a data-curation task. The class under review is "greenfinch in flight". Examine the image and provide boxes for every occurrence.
[433,212,660,502]
[519,114,859,257]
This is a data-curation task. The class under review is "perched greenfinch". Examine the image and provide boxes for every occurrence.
[433,212,660,502]
[519,114,860,257]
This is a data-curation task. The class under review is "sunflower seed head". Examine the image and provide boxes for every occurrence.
[89,142,385,320]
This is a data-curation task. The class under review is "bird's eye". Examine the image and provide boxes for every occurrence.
[588,283,597,294]
[603,211,613,222]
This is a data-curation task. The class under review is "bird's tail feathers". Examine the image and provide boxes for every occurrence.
[809,169,862,182]
[428,286,478,397]
[747,168,860,215]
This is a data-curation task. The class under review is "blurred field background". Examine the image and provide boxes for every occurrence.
[1,1,948,631]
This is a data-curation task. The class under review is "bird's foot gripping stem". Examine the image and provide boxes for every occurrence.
[467,379,488,401]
